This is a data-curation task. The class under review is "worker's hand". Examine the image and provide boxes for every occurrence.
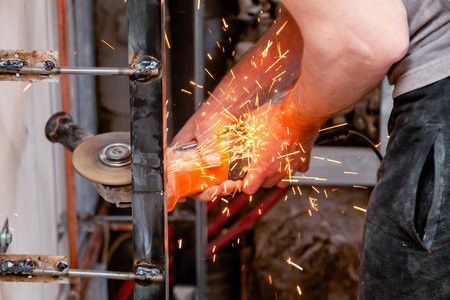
[171,99,241,202]
[241,100,319,194]
[172,102,235,167]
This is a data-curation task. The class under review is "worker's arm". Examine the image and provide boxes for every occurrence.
[172,9,303,166]
[242,0,409,194]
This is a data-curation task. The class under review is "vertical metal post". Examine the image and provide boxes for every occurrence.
[193,1,207,299]
[128,0,167,299]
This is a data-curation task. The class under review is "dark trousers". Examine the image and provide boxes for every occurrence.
[359,77,450,299]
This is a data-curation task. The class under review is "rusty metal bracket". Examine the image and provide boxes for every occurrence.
[0,255,69,283]
[0,50,59,82]
[0,50,160,82]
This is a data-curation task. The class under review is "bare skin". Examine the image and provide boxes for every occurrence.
[172,0,409,201]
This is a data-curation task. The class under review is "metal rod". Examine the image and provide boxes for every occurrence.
[94,214,196,223]
[193,0,207,298]
[57,0,79,297]
[29,269,163,282]
[0,66,158,77]
[128,0,167,298]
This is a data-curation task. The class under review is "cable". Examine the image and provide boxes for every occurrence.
[316,128,383,161]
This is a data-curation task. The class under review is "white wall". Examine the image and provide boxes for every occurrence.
[0,1,66,299]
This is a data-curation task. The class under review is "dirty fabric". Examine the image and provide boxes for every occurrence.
[359,76,450,299]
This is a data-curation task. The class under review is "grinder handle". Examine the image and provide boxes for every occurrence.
[45,112,94,152]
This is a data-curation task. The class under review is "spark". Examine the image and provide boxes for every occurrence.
[222,18,229,29]
[221,198,229,203]
[164,31,171,49]
[9,227,14,232]
[14,213,19,217]
[313,156,325,160]
[197,0,200,10]
[207,53,213,60]
[262,40,273,58]
[101,39,115,50]
[354,206,367,212]
[344,171,359,175]
[311,186,320,193]
[297,286,302,295]
[22,83,32,92]
[255,80,262,89]
[354,185,368,189]
[284,195,288,201]
[324,190,328,198]
[332,188,339,192]
[287,258,303,271]
[327,158,341,164]
[308,210,312,216]
[319,123,348,132]
[205,68,214,78]
[249,196,253,202]
[178,239,182,249]
[181,89,192,94]
[269,275,272,284]
[276,21,288,35]
[272,70,286,81]
[265,50,289,73]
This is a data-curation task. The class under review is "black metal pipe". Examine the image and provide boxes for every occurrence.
[127,0,167,299]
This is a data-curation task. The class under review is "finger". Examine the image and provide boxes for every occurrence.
[276,180,290,188]
[220,180,242,196]
[191,185,222,202]
[242,171,266,195]
[298,155,311,173]
[260,173,289,189]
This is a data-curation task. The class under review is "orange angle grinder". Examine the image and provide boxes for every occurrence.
[45,112,247,211]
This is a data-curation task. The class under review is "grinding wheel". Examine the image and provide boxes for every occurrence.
[72,132,131,186]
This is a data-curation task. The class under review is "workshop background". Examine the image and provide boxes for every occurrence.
[0,0,393,299]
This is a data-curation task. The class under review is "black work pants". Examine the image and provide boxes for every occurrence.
[359,77,450,299]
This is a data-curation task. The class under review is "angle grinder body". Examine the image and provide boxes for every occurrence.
[45,112,243,211]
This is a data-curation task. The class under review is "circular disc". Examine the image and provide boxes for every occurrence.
[73,132,131,186]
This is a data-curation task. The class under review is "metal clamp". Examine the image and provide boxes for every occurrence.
[0,50,160,83]
[0,255,164,284]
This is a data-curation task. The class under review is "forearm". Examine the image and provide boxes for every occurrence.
[281,0,409,130]
[203,9,303,118]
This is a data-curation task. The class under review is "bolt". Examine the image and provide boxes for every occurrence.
[99,143,131,167]
[56,261,68,272]
[105,144,130,161]
[44,60,55,71]
[1,232,12,245]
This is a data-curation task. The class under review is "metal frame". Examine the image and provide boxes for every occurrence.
[128,0,167,299]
